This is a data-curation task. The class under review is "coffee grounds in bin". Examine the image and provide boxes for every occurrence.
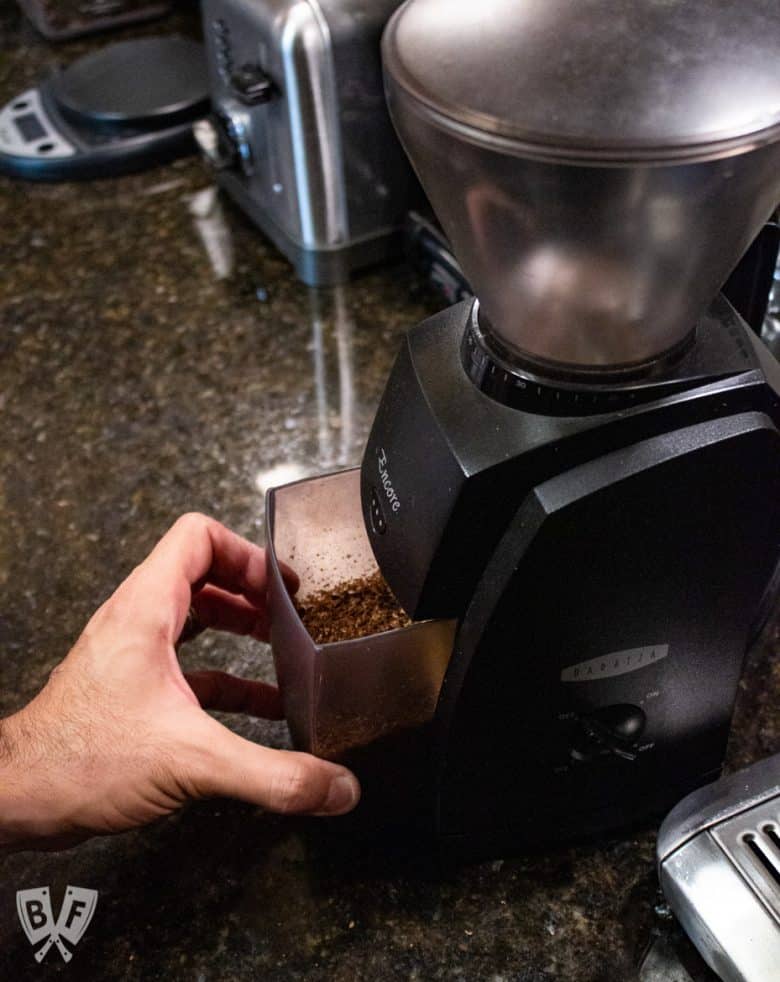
[296,570,411,644]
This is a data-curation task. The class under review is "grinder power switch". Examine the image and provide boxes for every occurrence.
[571,704,647,762]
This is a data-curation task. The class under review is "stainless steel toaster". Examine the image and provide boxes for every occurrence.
[657,753,780,982]
[197,0,419,285]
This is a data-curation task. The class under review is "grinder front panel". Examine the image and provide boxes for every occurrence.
[434,412,780,860]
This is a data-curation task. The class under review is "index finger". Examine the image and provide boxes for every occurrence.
[132,513,298,639]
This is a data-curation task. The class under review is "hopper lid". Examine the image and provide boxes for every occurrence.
[383,0,780,161]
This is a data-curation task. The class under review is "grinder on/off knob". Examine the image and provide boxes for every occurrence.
[571,705,648,763]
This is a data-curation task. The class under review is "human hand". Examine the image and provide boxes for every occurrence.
[0,514,360,852]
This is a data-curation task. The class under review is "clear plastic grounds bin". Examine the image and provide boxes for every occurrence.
[265,468,456,819]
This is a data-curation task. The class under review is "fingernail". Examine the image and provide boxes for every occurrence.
[321,773,360,815]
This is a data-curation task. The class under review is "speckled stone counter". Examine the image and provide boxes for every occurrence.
[1,10,779,981]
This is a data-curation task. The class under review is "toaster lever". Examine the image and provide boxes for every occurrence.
[231,64,276,106]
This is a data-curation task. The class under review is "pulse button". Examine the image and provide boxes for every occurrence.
[369,487,387,535]
[571,704,647,762]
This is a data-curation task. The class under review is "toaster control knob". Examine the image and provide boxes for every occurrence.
[231,64,276,106]
[193,117,235,171]
[197,103,254,176]
[571,704,647,762]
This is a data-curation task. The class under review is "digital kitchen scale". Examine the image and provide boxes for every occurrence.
[0,37,209,180]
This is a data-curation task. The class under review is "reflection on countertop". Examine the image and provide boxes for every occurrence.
[1,8,778,982]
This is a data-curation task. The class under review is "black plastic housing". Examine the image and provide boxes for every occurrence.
[360,297,780,859]
[362,296,778,622]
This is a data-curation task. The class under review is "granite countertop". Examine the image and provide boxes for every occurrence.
[1,9,779,981]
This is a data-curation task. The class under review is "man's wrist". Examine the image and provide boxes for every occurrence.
[0,711,41,852]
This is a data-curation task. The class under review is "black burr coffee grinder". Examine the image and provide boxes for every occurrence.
[267,0,780,862]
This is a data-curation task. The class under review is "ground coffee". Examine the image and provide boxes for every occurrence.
[296,570,411,644]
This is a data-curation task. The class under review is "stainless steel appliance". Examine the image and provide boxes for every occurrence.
[265,0,780,862]
[658,754,780,982]
[196,0,419,285]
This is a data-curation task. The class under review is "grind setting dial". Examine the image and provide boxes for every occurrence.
[461,302,694,416]
[570,704,647,762]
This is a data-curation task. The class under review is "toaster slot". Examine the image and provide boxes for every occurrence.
[712,799,780,922]
[742,829,780,889]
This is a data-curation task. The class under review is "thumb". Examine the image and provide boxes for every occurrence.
[191,718,361,816]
